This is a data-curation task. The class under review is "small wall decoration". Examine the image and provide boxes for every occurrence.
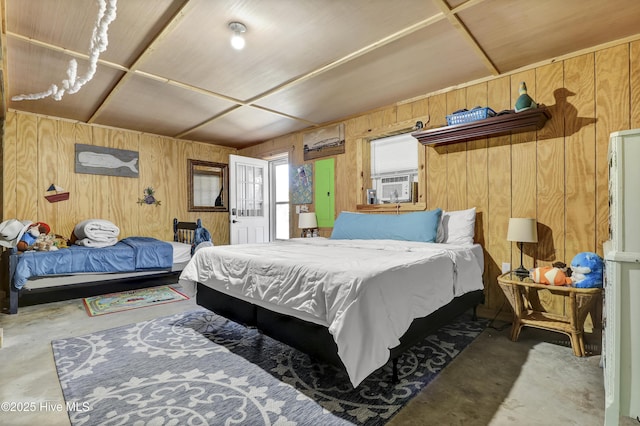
[137,187,161,206]
[44,184,70,203]
[75,144,139,178]
[303,123,345,161]
[291,164,313,204]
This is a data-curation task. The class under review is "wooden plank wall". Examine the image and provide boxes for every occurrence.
[2,112,235,245]
[241,39,640,315]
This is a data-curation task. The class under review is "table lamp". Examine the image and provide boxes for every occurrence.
[298,212,317,237]
[507,218,538,278]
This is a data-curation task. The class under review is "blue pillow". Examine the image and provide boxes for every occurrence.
[330,209,442,242]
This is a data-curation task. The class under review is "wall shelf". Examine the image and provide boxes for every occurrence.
[411,106,551,146]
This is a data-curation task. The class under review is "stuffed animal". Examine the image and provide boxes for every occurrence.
[17,225,40,251]
[52,234,69,249]
[34,233,56,251]
[530,263,573,286]
[17,222,51,251]
[570,252,604,288]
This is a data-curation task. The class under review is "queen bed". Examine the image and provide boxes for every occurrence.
[179,208,485,387]
[5,218,207,314]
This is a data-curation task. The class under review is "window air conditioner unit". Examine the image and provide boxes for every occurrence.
[379,174,411,202]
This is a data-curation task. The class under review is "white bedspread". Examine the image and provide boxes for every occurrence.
[179,237,484,387]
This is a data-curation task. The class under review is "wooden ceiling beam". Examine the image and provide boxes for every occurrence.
[175,103,319,139]
[6,32,129,72]
[133,70,244,105]
[450,0,488,14]
[87,0,194,124]
[174,105,243,139]
[432,0,499,75]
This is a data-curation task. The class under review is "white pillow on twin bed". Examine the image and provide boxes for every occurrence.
[436,207,476,245]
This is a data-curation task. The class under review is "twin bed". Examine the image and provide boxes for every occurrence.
[5,218,204,314]
[180,207,485,387]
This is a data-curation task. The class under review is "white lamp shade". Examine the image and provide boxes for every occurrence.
[507,218,538,243]
[298,212,317,229]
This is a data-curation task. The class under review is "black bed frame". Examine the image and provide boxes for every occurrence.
[196,283,484,383]
[2,218,201,314]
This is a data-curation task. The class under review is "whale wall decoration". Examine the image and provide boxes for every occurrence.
[75,144,139,178]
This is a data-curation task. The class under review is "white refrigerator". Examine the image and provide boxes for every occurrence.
[603,129,640,425]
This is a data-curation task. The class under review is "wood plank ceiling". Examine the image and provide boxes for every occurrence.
[2,0,640,148]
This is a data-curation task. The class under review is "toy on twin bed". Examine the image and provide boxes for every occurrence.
[16,222,43,251]
[570,252,604,288]
[529,261,573,286]
[17,222,58,252]
[51,234,70,249]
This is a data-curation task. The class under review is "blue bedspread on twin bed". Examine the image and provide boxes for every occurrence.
[12,237,173,290]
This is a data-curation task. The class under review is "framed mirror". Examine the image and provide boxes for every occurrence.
[188,159,229,212]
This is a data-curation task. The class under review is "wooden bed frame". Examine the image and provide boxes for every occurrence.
[196,283,484,383]
[2,218,202,314]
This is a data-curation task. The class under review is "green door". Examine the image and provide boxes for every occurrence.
[314,158,335,228]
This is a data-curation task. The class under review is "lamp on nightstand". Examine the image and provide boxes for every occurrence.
[507,218,538,279]
[298,212,317,237]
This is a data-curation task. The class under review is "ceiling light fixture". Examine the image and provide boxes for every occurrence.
[228,22,247,50]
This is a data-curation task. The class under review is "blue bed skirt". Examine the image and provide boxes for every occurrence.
[13,237,173,290]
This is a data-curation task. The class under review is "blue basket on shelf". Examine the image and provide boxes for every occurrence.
[446,107,496,126]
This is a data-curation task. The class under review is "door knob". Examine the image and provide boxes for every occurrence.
[232,219,240,223]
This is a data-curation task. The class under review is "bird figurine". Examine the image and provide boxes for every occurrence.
[514,81,537,112]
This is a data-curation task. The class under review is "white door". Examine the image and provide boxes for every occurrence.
[229,154,270,244]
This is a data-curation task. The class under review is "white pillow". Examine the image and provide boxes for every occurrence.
[436,207,476,245]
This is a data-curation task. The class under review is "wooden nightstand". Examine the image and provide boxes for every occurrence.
[497,272,602,356]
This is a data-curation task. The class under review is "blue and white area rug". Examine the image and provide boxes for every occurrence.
[52,308,487,425]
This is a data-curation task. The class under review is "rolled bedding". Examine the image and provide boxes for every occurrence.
[74,219,120,247]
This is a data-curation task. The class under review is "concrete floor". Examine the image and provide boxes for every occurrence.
[0,288,634,426]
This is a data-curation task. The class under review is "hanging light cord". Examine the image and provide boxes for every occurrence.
[12,0,118,102]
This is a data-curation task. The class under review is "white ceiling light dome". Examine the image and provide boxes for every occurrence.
[228,22,246,50]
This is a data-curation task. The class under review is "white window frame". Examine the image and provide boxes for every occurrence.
[269,155,290,240]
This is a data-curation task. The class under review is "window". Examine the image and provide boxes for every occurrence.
[370,133,418,203]
[270,156,289,240]
[236,163,264,217]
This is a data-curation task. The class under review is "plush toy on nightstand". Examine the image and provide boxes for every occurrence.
[529,261,573,286]
[570,252,604,288]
